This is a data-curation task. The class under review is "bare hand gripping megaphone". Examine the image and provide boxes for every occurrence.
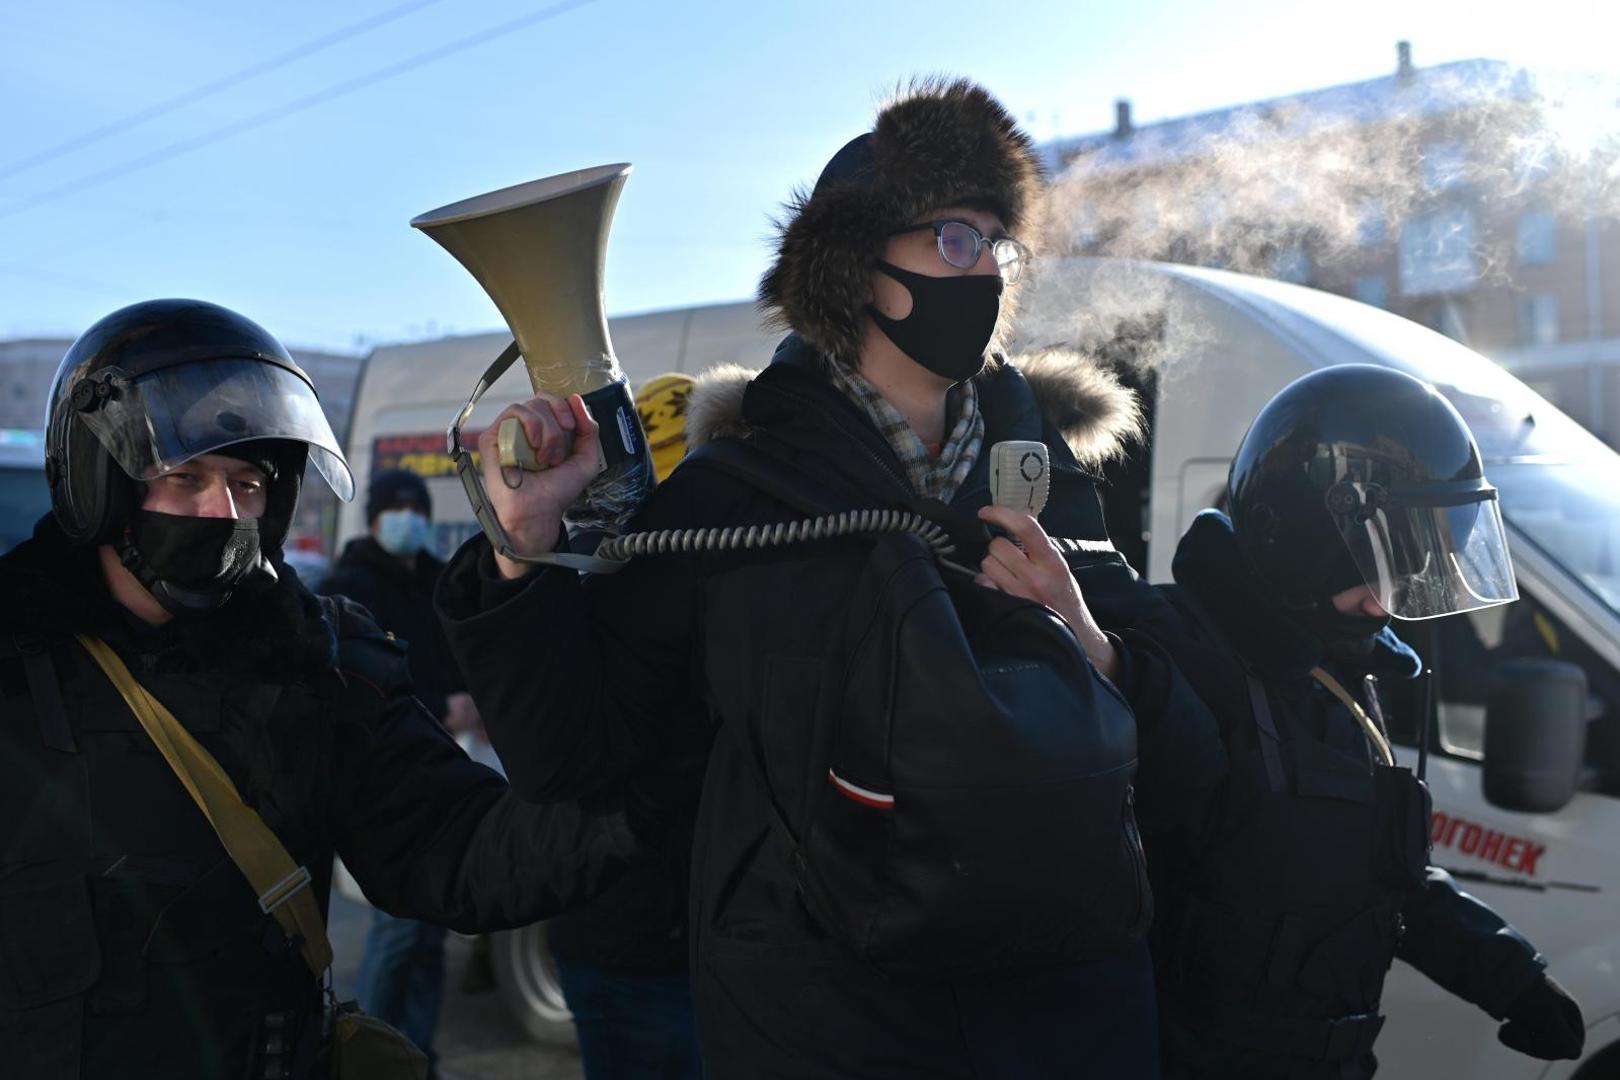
[411,164,655,562]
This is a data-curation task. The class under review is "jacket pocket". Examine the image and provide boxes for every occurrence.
[0,876,101,1009]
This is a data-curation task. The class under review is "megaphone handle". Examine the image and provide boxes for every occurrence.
[498,415,574,470]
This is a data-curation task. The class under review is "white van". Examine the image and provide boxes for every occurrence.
[345,265,1620,1075]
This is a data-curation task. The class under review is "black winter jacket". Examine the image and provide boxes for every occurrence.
[1131,511,1550,1080]
[0,515,641,1080]
[438,338,1216,1078]
[321,534,688,974]
[322,536,464,722]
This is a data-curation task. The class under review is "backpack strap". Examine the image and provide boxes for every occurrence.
[682,441,841,853]
[0,631,78,754]
[682,438,850,518]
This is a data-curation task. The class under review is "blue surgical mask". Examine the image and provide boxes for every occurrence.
[376,509,431,557]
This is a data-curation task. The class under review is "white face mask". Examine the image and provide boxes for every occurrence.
[376,509,431,557]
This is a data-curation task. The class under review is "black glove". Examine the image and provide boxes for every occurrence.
[1498,973,1585,1060]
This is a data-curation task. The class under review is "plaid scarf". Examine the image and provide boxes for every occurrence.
[827,364,984,502]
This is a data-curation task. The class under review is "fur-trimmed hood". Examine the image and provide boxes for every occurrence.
[758,78,1044,371]
[683,347,1141,468]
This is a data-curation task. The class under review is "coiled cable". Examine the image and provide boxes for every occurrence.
[594,508,954,564]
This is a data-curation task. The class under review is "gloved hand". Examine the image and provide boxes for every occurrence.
[1498,973,1585,1060]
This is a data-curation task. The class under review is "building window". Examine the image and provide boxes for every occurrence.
[1421,141,1469,192]
[1399,207,1479,296]
[1357,200,1387,247]
[1517,212,1558,266]
[1272,246,1311,283]
[1519,294,1560,345]
[1354,275,1389,309]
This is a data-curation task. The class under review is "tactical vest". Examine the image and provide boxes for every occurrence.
[0,627,346,1080]
[1159,597,1432,1072]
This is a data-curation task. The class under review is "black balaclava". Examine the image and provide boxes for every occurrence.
[114,440,291,616]
[1286,545,1392,657]
[867,261,1003,382]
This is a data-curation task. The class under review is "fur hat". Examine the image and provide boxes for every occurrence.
[759,77,1045,371]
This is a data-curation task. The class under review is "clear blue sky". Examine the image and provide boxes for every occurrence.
[0,0,1609,351]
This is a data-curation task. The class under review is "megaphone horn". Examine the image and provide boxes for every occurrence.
[412,164,654,544]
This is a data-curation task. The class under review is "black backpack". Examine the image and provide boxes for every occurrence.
[688,438,1151,980]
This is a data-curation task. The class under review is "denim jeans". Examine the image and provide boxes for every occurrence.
[555,961,702,1080]
[353,911,449,1063]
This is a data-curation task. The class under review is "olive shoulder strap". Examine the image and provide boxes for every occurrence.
[75,634,334,978]
[1308,664,1396,767]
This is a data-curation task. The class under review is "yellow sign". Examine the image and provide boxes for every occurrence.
[635,373,696,483]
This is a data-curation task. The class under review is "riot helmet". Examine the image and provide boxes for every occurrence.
[1227,364,1516,623]
[45,299,353,610]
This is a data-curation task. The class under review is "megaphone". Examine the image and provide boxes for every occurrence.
[412,164,654,556]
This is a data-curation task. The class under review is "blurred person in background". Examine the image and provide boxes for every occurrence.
[322,468,479,1076]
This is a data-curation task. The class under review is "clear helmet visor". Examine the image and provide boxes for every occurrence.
[77,358,354,500]
[1341,491,1517,620]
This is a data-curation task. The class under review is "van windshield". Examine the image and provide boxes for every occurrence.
[1422,374,1620,623]
[1489,462,1620,617]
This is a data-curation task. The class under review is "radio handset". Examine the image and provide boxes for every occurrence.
[989,440,1051,517]
[985,440,1050,552]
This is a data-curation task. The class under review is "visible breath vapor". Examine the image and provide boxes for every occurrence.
[1018,62,1620,377]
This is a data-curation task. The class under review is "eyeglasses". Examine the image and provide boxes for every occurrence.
[887,219,1032,284]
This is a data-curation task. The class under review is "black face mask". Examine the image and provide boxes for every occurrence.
[867,261,1003,382]
[1294,603,1392,658]
[121,510,269,615]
